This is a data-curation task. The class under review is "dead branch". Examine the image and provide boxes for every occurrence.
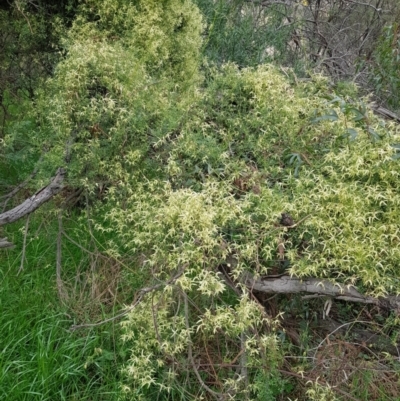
[0,237,15,249]
[345,0,385,12]
[18,214,30,274]
[241,273,400,312]
[0,168,65,227]
[239,331,249,388]
[56,211,68,301]
[372,105,400,123]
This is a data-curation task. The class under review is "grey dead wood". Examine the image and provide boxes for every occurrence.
[0,168,65,248]
[241,273,400,313]
[0,237,15,249]
[372,105,400,123]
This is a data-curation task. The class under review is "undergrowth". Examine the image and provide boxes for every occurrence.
[0,214,131,400]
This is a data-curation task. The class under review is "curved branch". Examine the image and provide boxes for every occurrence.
[0,168,65,227]
[0,168,65,249]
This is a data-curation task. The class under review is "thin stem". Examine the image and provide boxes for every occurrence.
[18,214,30,274]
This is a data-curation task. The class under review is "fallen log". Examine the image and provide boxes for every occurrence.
[242,273,400,313]
[0,168,65,249]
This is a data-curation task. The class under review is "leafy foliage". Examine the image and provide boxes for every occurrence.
[105,63,400,396]
[17,0,203,189]
[2,0,400,400]
[370,23,400,112]
[195,0,294,67]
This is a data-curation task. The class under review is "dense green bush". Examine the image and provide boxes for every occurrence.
[195,0,297,68]
[2,1,400,400]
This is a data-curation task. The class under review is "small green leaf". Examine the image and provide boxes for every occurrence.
[367,127,381,141]
[311,109,338,123]
[346,107,365,121]
[391,144,400,160]
[342,128,358,141]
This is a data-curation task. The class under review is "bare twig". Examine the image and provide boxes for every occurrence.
[372,105,400,123]
[151,292,163,345]
[345,0,385,12]
[57,211,68,301]
[18,214,30,274]
[61,229,101,257]
[310,320,372,359]
[240,331,249,387]
[14,0,33,34]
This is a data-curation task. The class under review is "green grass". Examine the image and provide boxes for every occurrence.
[0,217,126,401]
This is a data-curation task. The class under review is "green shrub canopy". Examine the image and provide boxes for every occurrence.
[2,0,400,397]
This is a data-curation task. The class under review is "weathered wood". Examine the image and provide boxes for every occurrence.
[372,105,400,123]
[242,273,400,312]
[0,237,15,249]
[0,168,65,227]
